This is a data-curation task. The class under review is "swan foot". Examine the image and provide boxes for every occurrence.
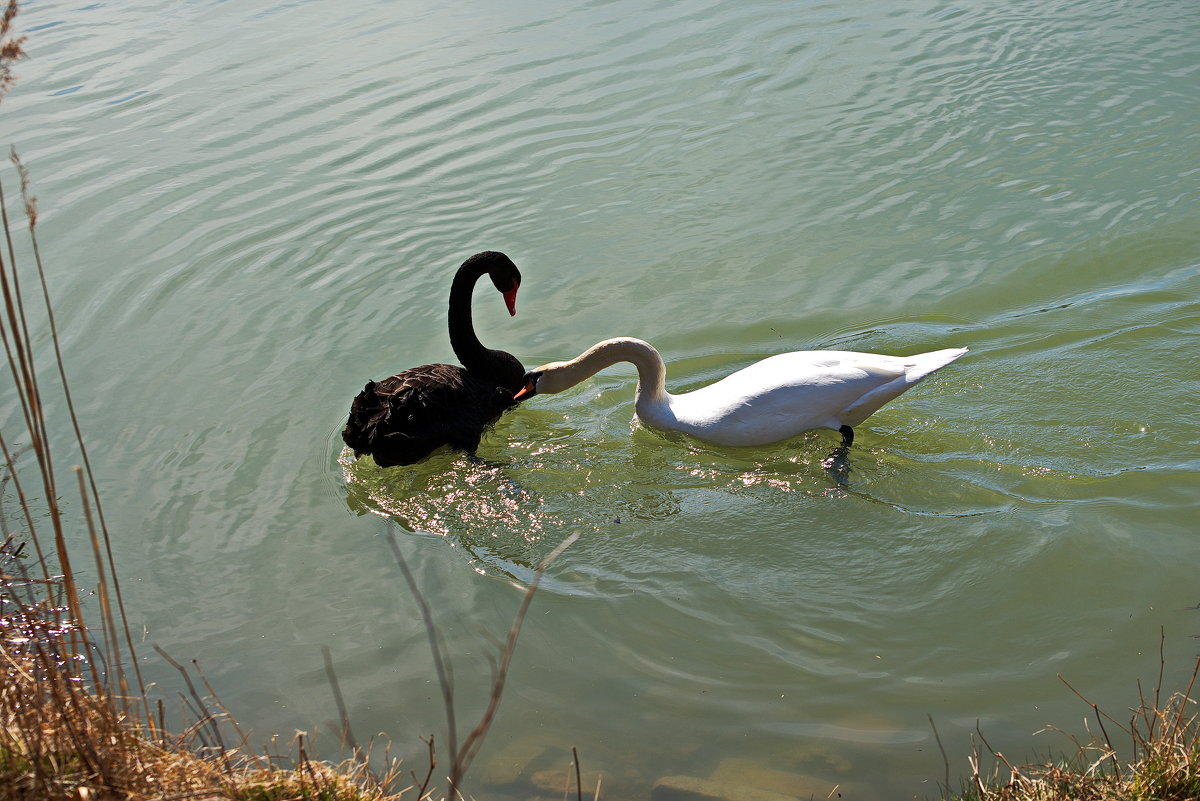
[821,446,852,485]
[821,426,854,486]
[466,453,508,469]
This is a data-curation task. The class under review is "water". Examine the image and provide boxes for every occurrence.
[4,0,1199,797]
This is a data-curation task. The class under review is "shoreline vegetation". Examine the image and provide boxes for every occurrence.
[0,121,577,796]
[3,3,1199,799]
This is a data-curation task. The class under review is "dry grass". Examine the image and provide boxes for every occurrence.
[0,569,398,800]
[940,650,1200,801]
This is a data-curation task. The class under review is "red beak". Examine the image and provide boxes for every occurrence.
[503,287,518,316]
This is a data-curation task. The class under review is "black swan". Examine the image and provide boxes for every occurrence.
[342,251,526,467]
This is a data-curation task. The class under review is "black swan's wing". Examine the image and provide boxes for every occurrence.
[341,363,518,467]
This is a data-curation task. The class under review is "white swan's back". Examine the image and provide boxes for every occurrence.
[642,348,968,447]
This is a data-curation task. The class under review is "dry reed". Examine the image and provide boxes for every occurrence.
[0,24,407,789]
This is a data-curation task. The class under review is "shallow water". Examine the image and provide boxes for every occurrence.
[4,0,1199,797]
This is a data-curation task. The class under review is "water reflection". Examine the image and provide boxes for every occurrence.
[338,406,988,583]
[342,447,550,570]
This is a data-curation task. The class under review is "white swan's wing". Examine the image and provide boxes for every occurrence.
[666,352,902,445]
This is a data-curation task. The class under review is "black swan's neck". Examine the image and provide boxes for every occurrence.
[447,260,492,369]
[447,259,521,384]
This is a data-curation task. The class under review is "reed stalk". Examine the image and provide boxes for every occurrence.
[386,527,579,800]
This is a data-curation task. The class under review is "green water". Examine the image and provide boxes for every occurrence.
[4,0,1199,797]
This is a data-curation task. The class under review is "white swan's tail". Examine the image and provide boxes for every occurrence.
[902,347,969,384]
[839,347,968,427]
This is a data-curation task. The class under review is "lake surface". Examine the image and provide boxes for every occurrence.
[4,0,1199,797]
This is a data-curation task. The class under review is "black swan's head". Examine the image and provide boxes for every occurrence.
[464,250,521,316]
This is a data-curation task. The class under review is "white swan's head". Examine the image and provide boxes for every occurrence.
[513,360,577,399]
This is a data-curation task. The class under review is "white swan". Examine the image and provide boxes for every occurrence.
[514,338,967,447]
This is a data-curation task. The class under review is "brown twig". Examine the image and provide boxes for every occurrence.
[1165,655,1200,746]
[453,532,579,791]
[192,657,256,767]
[572,746,583,801]
[389,527,579,800]
[154,644,227,752]
[1057,672,1131,736]
[414,734,437,801]
[321,645,369,770]
[386,530,460,776]
[1151,627,1166,741]
[928,714,951,794]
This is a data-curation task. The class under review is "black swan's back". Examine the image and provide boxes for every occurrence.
[343,364,519,467]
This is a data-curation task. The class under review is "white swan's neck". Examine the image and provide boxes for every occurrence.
[539,338,671,406]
